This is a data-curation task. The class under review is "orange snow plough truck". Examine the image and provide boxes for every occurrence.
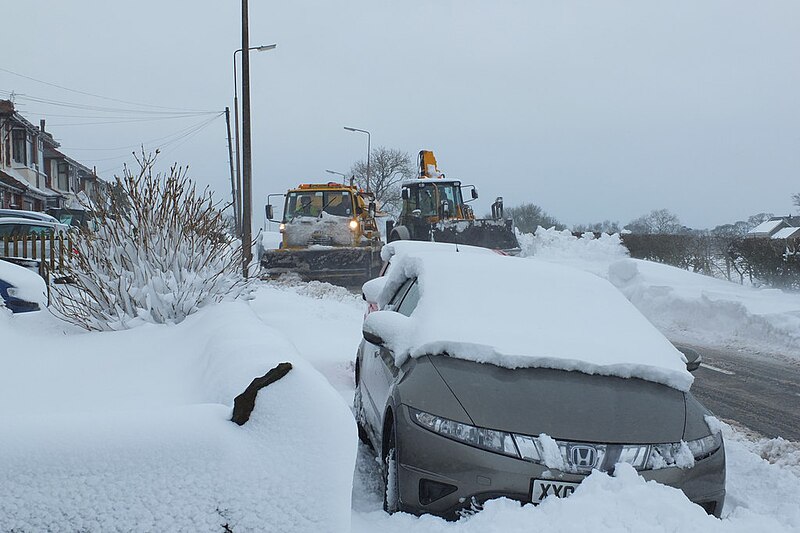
[262,181,383,288]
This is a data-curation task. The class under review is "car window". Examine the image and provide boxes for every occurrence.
[395,280,420,317]
[0,224,14,237]
[386,278,414,311]
[18,224,54,236]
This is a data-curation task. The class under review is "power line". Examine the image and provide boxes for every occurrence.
[0,65,216,113]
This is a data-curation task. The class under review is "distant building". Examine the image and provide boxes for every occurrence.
[0,99,104,213]
[747,216,800,239]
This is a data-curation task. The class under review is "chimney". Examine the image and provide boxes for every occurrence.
[40,119,46,133]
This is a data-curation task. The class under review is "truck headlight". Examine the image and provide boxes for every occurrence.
[349,219,359,231]
[279,223,285,232]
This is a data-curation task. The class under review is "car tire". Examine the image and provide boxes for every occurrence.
[383,418,400,514]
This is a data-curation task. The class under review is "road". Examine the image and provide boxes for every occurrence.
[685,344,800,441]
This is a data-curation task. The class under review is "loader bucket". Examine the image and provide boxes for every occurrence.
[261,246,383,289]
[431,218,520,254]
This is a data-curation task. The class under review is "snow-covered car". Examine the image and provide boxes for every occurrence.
[0,259,46,313]
[354,250,725,519]
[361,240,500,315]
[0,208,60,224]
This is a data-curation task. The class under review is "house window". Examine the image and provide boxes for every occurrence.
[57,162,69,191]
[12,129,27,165]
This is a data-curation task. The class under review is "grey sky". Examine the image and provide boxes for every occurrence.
[3,1,798,230]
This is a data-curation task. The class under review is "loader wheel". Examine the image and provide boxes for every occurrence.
[388,226,410,242]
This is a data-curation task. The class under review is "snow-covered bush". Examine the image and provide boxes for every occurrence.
[52,151,252,331]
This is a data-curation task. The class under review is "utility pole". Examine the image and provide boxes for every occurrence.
[241,0,253,278]
[224,107,239,235]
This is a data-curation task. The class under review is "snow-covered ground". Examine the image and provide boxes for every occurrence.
[2,231,800,531]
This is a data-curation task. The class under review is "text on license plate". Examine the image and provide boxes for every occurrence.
[532,479,580,503]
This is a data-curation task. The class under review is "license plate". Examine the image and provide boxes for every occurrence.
[531,479,580,503]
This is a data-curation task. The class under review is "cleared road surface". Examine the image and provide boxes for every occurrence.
[685,344,800,442]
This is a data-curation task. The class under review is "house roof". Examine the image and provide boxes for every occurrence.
[771,227,800,240]
[748,219,785,235]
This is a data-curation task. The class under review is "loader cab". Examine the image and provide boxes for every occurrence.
[401,180,464,219]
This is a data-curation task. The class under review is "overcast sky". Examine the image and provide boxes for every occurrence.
[3,1,799,230]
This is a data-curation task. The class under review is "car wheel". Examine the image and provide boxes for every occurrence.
[383,416,400,514]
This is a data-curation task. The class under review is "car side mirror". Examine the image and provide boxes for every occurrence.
[362,328,385,347]
[266,204,274,221]
[402,189,409,201]
[676,346,703,372]
[363,310,411,350]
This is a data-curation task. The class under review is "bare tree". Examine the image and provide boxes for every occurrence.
[573,220,621,234]
[793,193,800,211]
[350,147,414,215]
[625,208,683,234]
[505,203,565,233]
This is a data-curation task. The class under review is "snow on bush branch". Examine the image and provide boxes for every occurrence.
[52,151,253,331]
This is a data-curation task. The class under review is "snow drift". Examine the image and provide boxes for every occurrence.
[0,302,356,532]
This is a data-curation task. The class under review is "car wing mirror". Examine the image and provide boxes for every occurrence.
[363,310,411,350]
[265,204,274,221]
[675,346,703,372]
[362,328,385,346]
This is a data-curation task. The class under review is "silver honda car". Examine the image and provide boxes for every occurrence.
[354,251,725,519]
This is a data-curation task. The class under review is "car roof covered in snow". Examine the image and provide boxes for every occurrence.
[380,240,497,262]
[369,251,693,391]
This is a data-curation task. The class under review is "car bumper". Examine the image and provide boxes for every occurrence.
[394,405,726,519]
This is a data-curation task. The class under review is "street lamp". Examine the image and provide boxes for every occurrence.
[325,169,348,184]
[344,126,370,193]
[233,43,276,237]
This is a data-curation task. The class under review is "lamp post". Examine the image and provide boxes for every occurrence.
[233,43,276,237]
[343,126,370,193]
[325,169,348,184]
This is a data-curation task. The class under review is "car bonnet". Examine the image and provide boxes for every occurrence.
[430,355,687,444]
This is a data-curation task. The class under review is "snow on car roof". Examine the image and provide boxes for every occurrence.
[380,240,497,262]
[373,251,693,391]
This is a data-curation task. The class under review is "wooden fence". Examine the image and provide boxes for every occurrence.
[1,232,73,278]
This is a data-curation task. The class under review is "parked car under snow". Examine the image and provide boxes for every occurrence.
[0,259,46,313]
[354,251,725,519]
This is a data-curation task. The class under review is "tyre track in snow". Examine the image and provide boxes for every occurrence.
[685,344,800,441]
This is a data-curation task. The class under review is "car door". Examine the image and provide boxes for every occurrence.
[360,278,414,430]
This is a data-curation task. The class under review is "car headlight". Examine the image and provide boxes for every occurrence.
[410,407,721,472]
[650,432,722,469]
[410,408,519,458]
[6,287,20,298]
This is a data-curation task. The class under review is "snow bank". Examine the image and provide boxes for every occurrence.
[0,301,356,532]
[369,251,693,391]
[0,259,47,307]
[522,227,800,356]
